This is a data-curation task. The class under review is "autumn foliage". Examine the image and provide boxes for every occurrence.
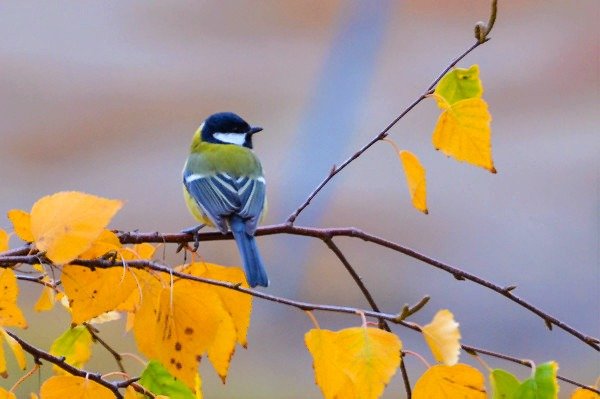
[0,4,598,397]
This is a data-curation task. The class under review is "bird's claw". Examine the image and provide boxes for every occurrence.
[180,224,205,253]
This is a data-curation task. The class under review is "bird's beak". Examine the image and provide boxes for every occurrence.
[249,126,263,135]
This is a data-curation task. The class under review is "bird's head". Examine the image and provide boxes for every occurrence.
[198,112,262,149]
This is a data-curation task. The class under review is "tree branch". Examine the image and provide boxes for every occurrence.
[84,323,126,373]
[108,226,600,350]
[6,226,599,351]
[285,37,487,226]
[5,330,129,398]
[463,344,600,394]
[5,252,596,392]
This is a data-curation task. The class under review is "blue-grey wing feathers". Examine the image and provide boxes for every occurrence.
[183,170,266,234]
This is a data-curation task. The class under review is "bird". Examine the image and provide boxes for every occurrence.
[182,112,269,287]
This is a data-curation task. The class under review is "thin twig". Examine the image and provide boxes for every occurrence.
[322,238,384,324]
[5,331,126,398]
[4,227,598,351]
[103,226,600,350]
[2,254,595,391]
[84,323,126,373]
[285,38,485,226]
[463,344,600,394]
[322,238,412,397]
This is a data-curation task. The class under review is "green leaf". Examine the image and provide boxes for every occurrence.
[139,360,196,399]
[491,369,521,399]
[435,65,483,106]
[514,362,559,399]
[49,325,92,370]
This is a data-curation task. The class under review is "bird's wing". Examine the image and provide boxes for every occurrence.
[236,175,266,235]
[183,170,241,233]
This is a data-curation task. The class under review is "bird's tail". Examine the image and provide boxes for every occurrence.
[230,215,269,287]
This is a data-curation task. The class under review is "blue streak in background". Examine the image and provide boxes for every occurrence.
[276,1,391,291]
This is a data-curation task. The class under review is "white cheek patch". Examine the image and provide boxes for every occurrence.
[214,132,247,146]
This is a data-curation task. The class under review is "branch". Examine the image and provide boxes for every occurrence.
[84,323,126,373]
[6,226,599,351]
[323,237,412,397]
[4,254,595,392]
[5,330,128,398]
[463,344,600,394]
[285,37,488,226]
[111,226,600,350]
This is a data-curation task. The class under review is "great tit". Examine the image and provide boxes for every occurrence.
[182,112,269,287]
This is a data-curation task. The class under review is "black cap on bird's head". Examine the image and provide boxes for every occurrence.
[201,112,263,149]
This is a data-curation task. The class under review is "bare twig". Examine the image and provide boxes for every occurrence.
[4,226,598,351]
[2,252,595,391]
[322,237,412,397]
[111,226,600,350]
[463,344,600,394]
[285,37,488,226]
[5,331,127,398]
[84,324,126,373]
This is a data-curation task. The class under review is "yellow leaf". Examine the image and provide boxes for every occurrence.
[0,328,26,370]
[571,388,600,399]
[305,327,402,399]
[114,269,154,314]
[119,243,156,261]
[195,372,203,399]
[0,229,8,253]
[133,271,238,389]
[0,387,16,399]
[7,209,34,243]
[398,151,428,214]
[39,375,114,399]
[413,364,486,399]
[432,98,496,173]
[0,269,27,328]
[422,309,461,366]
[183,262,252,347]
[34,280,56,312]
[32,264,44,273]
[62,264,138,324]
[30,191,123,264]
[49,326,93,372]
[123,386,138,399]
[79,230,122,260]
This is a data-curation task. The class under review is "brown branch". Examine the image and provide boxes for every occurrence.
[5,330,127,398]
[463,344,600,394]
[322,238,412,397]
[5,226,599,351]
[285,38,486,226]
[3,254,595,392]
[112,226,600,351]
[84,324,126,373]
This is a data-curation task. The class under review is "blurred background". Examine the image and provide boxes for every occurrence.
[1,1,598,397]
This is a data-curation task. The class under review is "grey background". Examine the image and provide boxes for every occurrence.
[0,1,598,397]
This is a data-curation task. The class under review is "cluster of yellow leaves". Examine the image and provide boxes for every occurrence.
[389,64,495,214]
[2,191,253,397]
[1,191,590,399]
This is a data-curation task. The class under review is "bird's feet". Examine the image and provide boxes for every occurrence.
[178,224,205,254]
